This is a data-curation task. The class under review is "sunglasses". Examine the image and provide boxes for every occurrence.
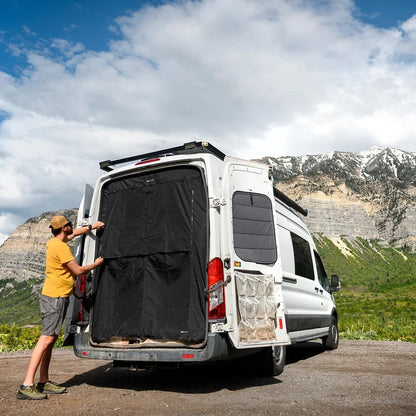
[64,222,73,227]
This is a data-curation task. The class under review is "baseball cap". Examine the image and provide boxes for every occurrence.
[49,215,70,230]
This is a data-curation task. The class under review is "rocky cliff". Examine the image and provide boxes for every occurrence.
[0,209,77,282]
[265,147,416,250]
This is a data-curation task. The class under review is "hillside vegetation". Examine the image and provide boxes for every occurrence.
[315,235,416,342]
[0,278,43,325]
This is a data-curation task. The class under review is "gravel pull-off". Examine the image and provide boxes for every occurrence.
[1,340,415,415]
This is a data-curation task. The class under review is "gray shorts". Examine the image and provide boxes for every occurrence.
[40,294,69,336]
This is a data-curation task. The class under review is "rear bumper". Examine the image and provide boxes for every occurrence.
[73,332,243,363]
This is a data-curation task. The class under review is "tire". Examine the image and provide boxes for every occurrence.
[255,345,286,377]
[322,316,339,350]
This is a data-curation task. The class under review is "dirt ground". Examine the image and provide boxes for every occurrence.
[0,340,415,416]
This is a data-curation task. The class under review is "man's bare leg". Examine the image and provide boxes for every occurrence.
[38,335,58,383]
[22,335,56,386]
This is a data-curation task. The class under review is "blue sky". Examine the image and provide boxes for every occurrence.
[0,1,152,74]
[1,0,415,76]
[1,0,416,244]
[1,1,414,71]
[356,0,416,27]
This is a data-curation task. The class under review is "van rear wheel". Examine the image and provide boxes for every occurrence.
[322,316,339,350]
[254,345,286,377]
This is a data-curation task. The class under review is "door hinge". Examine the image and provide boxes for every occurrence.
[223,258,231,270]
[210,198,226,208]
[77,220,90,228]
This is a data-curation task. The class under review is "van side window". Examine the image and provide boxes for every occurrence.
[276,225,295,273]
[314,251,330,292]
[290,232,314,280]
[232,191,277,264]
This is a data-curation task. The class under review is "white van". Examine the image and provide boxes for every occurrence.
[65,142,339,376]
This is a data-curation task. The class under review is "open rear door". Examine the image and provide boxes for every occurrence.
[63,184,94,346]
[221,161,289,349]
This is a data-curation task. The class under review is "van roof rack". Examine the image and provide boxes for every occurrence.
[99,141,226,172]
[273,187,308,217]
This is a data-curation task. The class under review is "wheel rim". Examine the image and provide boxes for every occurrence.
[273,346,283,364]
[331,322,338,343]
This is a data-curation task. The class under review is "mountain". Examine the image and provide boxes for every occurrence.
[0,209,77,282]
[263,147,416,251]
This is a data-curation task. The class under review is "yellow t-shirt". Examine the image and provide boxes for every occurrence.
[42,238,75,297]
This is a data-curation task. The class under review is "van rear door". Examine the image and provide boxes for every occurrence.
[89,166,208,347]
[221,161,289,348]
[63,184,94,346]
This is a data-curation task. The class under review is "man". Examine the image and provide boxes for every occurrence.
[17,215,105,400]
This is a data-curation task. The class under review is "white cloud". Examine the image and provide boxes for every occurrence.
[0,212,21,246]
[1,0,416,239]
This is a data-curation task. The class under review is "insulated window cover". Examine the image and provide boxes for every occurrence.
[91,166,207,343]
[232,192,277,264]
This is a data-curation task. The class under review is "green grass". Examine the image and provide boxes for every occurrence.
[315,235,416,343]
[335,292,415,342]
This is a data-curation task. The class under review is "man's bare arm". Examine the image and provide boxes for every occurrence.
[65,257,104,276]
[67,221,105,241]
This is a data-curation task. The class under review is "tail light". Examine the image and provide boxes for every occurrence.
[207,257,226,320]
[76,274,86,322]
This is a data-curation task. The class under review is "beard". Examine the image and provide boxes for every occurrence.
[64,226,74,237]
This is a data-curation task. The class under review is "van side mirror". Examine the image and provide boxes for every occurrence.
[330,275,340,292]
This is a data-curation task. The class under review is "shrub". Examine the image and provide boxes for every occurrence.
[0,324,65,352]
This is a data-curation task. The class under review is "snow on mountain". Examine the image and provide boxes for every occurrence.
[260,146,416,250]
[265,147,416,184]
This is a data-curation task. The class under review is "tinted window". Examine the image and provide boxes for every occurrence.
[291,232,314,280]
[232,192,277,264]
[276,226,295,273]
[314,251,330,292]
